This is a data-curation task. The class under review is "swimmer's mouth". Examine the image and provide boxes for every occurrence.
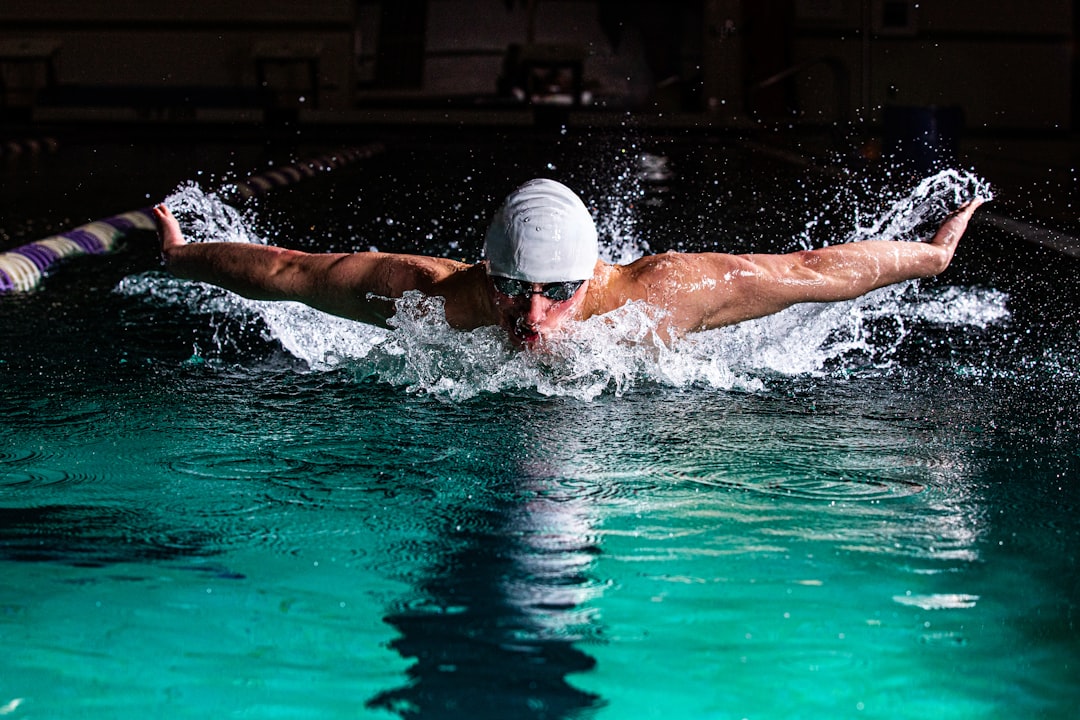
[512,320,541,345]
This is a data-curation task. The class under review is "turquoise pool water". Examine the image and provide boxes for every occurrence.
[1,131,1078,718]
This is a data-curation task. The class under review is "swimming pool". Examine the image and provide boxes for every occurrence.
[2,128,1078,718]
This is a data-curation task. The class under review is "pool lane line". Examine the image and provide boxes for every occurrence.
[0,142,385,294]
[0,137,59,158]
[222,142,384,201]
[0,210,157,293]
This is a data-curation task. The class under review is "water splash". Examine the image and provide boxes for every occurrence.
[164,181,264,245]
[119,171,1011,400]
[906,286,1009,328]
[580,145,658,265]
[850,169,994,244]
[798,168,994,250]
[367,294,766,400]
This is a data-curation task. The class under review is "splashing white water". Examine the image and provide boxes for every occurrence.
[850,169,995,244]
[582,145,656,265]
[164,181,264,245]
[119,170,1008,400]
[793,168,995,251]
[372,293,767,400]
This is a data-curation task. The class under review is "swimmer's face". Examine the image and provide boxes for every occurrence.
[488,276,589,347]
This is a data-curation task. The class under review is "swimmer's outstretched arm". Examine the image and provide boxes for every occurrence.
[621,199,985,333]
[153,205,469,327]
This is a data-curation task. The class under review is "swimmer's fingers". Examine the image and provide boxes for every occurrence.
[152,204,175,228]
[929,198,983,250]
[957,197,986,214]
[153,204,188,253]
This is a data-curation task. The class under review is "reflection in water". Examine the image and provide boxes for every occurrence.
[364,381,1003,718]
[368,468,604,719]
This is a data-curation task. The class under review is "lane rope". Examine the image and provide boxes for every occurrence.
[0,142,385,294]
[223,142,384,202]
[0,211,155,293]
[0,137,59,158]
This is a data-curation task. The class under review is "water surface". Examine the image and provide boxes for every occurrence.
[1,133,1077,719]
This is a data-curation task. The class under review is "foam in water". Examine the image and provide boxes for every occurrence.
[117,169,1006,400]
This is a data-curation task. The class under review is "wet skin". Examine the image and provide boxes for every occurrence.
[155,200,985,349]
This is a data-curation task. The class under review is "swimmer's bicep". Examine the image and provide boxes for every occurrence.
[263,252,391,324]
[311,253,460,325]
[621,254,760,331]
[641,253,818,331]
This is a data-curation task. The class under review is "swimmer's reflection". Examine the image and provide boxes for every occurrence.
[367,476,604,718]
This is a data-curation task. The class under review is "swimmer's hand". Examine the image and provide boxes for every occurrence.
[926,198,984,268]
[153,204,187,263]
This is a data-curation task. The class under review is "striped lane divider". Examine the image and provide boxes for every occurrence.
[226,142,384,201]
[0,210,156,293]
[0,137,59,158]
[0,142,385,294]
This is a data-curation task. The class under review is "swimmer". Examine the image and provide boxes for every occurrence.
[154,178,984,347]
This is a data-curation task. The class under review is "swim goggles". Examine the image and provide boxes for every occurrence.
[491,276,585,302]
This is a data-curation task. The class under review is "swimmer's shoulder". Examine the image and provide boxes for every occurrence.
[621,250,749,287]
[595,251,699,295]
[434,262,496,329]
[589,251,744,319]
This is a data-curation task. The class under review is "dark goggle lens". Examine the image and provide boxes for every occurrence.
[493,277,584,302]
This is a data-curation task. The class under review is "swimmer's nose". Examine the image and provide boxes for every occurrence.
[524,294,549,326]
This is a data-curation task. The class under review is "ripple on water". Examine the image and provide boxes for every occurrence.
[524,473,664,504]
[680,471,925,501]
[260,461,445,514]
[0,504,221,566]
[368,537,440,584]
[0,455,99,490]
[167,449,313,481]
[3,399,109,441]
[157,434,464,560]
[0,447,51,467]
[144,479,277,541]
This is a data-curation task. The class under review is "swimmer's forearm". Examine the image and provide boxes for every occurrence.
[686,203,979,330]
[155,203,305,301]
[822,199,983,292]
[719,241,945,322]
[757,199,982,302]
[153,203,400,324]
[164,242,318,300]
[792,240,950,297]
[164,241,401,325]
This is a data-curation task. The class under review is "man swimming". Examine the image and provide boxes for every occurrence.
[154,178,984,347]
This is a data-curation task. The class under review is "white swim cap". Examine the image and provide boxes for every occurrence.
[484,178,598,283]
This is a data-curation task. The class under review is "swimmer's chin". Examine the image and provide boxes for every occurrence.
[510,328,541,348]
[502,319,541,347]
[506,324,565,350]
